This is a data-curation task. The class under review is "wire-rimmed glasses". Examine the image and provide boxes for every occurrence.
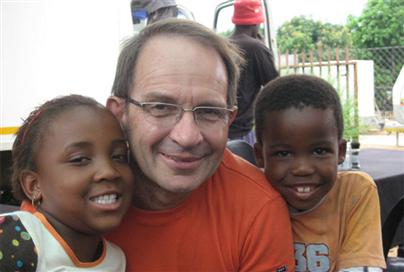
[125,97,236,129]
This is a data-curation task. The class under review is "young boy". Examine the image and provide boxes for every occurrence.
[253,74,386,271]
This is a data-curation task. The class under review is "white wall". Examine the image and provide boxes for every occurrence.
[279,56,375,123]
[1,0,133,150]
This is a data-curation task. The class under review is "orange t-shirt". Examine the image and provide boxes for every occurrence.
[291,171,386,271]
[106,149,295,271]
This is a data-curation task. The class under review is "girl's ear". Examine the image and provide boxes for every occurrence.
[253,142,265,168]
[20,170,42,204]
[338,139,347,165]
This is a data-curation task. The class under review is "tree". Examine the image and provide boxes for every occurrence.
[348,0,404,112]
[347,0,404,48]
[276,16,352,52]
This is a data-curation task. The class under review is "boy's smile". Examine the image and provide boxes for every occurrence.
[254,106,346,212]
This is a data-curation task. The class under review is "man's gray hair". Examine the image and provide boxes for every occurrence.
[111,18,244,107]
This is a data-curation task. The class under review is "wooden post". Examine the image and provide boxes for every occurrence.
[309,50,314,74]
[318,45,323,76]
[336,47,340,92]
[345,47,350,100]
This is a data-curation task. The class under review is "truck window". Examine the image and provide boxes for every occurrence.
[214,4,234,37]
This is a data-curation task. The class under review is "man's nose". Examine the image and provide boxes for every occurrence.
[169,111,203,148]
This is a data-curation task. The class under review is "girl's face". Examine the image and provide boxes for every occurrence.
[254,107,345,212]
[34,106,133,234]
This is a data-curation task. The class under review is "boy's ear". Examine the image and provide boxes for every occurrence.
[253,142,265,168]
[106,96,126,124]
[338,139,347,165]
[20,170,42,203]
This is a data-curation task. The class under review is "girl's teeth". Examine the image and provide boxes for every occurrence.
[296,186,312,193]
[92,194,118,204]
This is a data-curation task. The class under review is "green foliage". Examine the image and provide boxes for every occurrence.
[276,16,352,52]
[219,29,233,38]
[347,0,404,48]
[327,78,360,141]
[341,97,360,141]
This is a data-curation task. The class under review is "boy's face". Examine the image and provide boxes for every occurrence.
[254,107,346,211]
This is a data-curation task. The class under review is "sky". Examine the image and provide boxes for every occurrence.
[182,0,369,31]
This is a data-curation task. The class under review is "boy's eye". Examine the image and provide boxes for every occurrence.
[274,150,290,157]
[313,148,328,156]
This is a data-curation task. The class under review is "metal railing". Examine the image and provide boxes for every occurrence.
[277,46,404,119]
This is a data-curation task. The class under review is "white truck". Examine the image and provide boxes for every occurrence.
[0,0,276,202]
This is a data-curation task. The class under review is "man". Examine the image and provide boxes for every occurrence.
[228,0,279,145]
[106,19,294,271]
[131,0,178,25]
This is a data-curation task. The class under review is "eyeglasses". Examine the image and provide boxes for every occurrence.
[125,97,236,129]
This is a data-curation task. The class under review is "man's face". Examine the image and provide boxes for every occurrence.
[254,107,345,211]
[114,35,233,207]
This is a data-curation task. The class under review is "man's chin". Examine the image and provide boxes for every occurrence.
[158,176,205,194]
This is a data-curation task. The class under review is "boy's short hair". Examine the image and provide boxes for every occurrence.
[254,74,344,143]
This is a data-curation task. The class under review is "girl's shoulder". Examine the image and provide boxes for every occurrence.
[0,211,38,271]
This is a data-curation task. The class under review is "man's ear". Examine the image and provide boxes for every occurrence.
[228,108,238,127]
[253,142,265,168]
[338,139,347,165]
[20,170,42,203]
[106,96,126,123]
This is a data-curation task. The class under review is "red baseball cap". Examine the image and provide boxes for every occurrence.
[232,0,264,25]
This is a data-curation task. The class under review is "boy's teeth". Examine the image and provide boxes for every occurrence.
[92,194,118,204]
[296,186,312,193]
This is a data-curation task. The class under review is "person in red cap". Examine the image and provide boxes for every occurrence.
[228,0,279,146]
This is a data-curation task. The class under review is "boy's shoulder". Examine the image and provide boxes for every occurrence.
[333,171,378,204]
[337,170,377,189]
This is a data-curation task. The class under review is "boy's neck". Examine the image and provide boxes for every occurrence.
[288,194,329,215]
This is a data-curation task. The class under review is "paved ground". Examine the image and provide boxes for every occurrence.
[360,131,404,150]
[360,131,403,258]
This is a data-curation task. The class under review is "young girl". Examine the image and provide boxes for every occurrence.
[0,95,134,271]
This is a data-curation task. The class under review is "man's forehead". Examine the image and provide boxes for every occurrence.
[138,34,216,61]
[133,33,226,80]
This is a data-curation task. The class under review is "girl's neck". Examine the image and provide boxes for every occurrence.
[38,208,103,262]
